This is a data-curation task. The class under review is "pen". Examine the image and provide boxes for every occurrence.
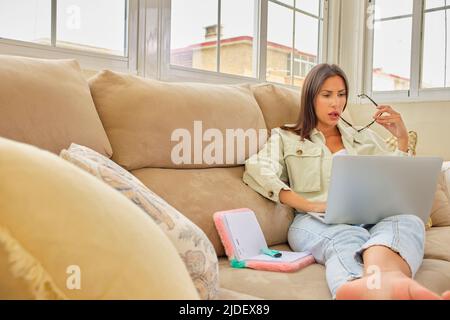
[261,248,282,258]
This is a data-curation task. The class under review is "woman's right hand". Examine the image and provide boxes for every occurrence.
[305,201,327,213]
[279,190,327,213]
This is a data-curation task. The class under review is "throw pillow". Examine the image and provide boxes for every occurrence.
[60,143,219,300]
[0,55,112,156]
[429,171,450,227]
[0,137,198,299]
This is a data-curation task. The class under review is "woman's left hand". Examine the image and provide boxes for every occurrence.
[373,105,408,139]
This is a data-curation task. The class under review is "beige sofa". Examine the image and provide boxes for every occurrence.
[1,55,449,300]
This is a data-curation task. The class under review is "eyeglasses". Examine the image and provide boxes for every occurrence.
[340,94,380,133]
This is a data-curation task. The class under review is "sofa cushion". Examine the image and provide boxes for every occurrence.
[251,83,301,130]
[0,137,198,299]
[216,287,262,300]
[430,172,450,227]
[425,226,450,262]
[251,83,354,131]
[89,70,267,170]
[60,143,219,300]
[0,245,35,300]
[131,166,294,257]
[0,55,112,156]
[414,259,450,296]
[218,256,332,300]
[219,243,450,299]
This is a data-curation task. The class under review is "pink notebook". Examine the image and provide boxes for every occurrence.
[213,208,315,272]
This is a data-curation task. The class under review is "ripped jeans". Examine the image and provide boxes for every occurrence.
[287,212,425,299]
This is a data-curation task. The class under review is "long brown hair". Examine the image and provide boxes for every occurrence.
[281,63,349,140]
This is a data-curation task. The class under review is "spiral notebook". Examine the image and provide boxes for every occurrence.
[213,208,315,272]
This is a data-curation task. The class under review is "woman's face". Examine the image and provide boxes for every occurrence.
[314,75,347,129]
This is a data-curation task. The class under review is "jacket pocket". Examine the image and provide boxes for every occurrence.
[283,144,322,193]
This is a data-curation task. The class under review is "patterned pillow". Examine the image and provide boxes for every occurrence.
[385,131,418,156]
[60,144,219,300]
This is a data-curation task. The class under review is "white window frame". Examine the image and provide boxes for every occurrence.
[0,0,140,74]
[363,0,450,103]
[151,0,333,89]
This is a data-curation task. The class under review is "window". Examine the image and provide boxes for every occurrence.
[365,0,450,100]
[169,0,327,87]
[0,0,51,45]
[422,0,450,88]
[57,0,128,57]
[371,0,413,92]
[170,0,256,77]
[0,0,129,57]
[267,0,323,86]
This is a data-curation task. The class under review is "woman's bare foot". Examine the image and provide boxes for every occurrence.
[336,271,443,300]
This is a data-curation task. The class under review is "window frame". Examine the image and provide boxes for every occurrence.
[0,0,140,74]
[363,0,450,103]
[157,0,331,89]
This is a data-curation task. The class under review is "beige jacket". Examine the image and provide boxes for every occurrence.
[243,121,410,204]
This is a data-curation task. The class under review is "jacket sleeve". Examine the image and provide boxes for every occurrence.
[366,129,412,157]
[242,129,291,203]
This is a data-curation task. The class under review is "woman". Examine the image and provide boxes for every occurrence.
[243,63,450,300]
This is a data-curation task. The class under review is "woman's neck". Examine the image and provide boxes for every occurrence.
[316,124,340,138]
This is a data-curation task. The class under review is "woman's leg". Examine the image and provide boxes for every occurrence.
[336,214,445,299]
[288,212,370,299]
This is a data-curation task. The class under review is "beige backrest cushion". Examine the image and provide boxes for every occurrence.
[0,55,112,157]
[251,83,354,131]
[251,83,301,130]
[89,70,267,170]
[0,137,198,300]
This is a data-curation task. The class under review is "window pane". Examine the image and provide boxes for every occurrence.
[296,0,320,16]
[294,12,319,86]
[447,10,450,87]
[422,10,446,88]
[267,2,293,85]
[220,0,256,77]
[0,0,51,45]
[372,18,412,91]
[57,0,127,56]
[374,0,413,19]
[276,0,294,7]
[171,0,218,72]
[425,0,446,10]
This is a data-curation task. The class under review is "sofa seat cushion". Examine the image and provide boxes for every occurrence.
[218,257,332,300]
[131,166,294,257]
[60,143,219,300]
[216,288,262,300]
[425,227,450,262]
[0,55,112,156]
[89,70,267,170]
[0,137,198,300]
[219,243,450,299]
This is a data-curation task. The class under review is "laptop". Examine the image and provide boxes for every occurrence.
[307,155,443,225]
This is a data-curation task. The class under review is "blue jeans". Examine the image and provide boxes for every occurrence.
[287,212,425,299]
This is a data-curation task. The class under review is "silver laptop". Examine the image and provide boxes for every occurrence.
[307,155,443,225]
